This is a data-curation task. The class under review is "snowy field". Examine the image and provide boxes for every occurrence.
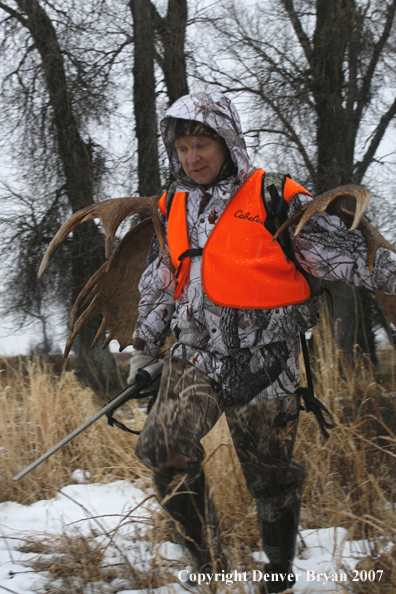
[0,475,380,594]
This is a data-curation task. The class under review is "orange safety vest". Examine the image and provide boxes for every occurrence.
[158,169,313,309]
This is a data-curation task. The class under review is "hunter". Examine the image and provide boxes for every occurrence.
[127,92,396,593]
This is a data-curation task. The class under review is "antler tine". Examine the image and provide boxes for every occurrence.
[273,184,371,241]
[69,273,100,329]
[38,206,98,279]
[64,298,99,357]
[294,184,371,237]
[38,194,166,279]
[338,209,396,274]
[273,204,310,241]
[91,194,165,257]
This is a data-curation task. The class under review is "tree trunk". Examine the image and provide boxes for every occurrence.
[130,0,161,196]
[311,0,376,360]
[312,0,355,192]
[151,0,189,105]
[16,0,118,393]
[329,283,377,364]
[355,287,378,365]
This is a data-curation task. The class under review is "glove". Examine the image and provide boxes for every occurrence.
[127,349,153,385]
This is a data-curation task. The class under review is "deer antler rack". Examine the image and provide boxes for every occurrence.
[274,184,396,274]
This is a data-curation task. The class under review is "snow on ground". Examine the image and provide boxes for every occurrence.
[0,476,378,594]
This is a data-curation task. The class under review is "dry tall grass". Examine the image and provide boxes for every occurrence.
[2,315,396,591]
[0,357,149,504]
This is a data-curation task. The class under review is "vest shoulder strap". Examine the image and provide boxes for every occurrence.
[165,181,178,218]
[261,172,292,258]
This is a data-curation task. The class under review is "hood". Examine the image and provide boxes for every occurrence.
[160,92,253,188]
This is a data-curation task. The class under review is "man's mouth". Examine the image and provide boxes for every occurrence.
[192,166,207,174]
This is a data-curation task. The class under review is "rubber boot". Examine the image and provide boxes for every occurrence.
[257,499,301,593]
[154,470,217,572]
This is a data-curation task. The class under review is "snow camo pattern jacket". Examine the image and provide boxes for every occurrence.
[133,92,396,405]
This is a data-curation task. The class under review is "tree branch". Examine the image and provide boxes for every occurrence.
[356,0,396,120]
[0,1,28,26]
[259,92,316,181]
[345,3,363,115]
[354,95,396,183]
[280,0,314,69]
[149,1,165,32]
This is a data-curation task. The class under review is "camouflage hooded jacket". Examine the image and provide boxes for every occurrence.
[133,92,396,405]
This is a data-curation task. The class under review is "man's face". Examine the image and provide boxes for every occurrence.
[174,135,228,185]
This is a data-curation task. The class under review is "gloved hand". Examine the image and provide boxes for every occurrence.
[127,349,153,385]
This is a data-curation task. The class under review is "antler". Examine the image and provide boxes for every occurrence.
[274,184,371,240]
[63,218,155,356]
[273,184,396,274]
[37,194,167,355]
[38,195,165,279]
[375,292,396,330]
[335,209,396,274]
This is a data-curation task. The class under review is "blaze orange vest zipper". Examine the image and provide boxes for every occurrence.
[158,169,312,308]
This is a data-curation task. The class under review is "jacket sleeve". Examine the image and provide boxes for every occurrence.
[288,193,396,296]
[132,215,176,356]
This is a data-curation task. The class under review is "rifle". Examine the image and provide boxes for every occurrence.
[12,358,164,483]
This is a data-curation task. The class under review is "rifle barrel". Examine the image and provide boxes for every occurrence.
[12,383,139,483]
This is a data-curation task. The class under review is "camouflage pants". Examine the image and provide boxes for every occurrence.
[135,357,306,522]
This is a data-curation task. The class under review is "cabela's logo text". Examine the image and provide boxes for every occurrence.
[234,210,265,226]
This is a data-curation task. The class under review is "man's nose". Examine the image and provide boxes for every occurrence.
[187,148,200,164]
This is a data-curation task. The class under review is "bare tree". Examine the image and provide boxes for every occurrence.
[192,0,396,358]
[0,0,130,391]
